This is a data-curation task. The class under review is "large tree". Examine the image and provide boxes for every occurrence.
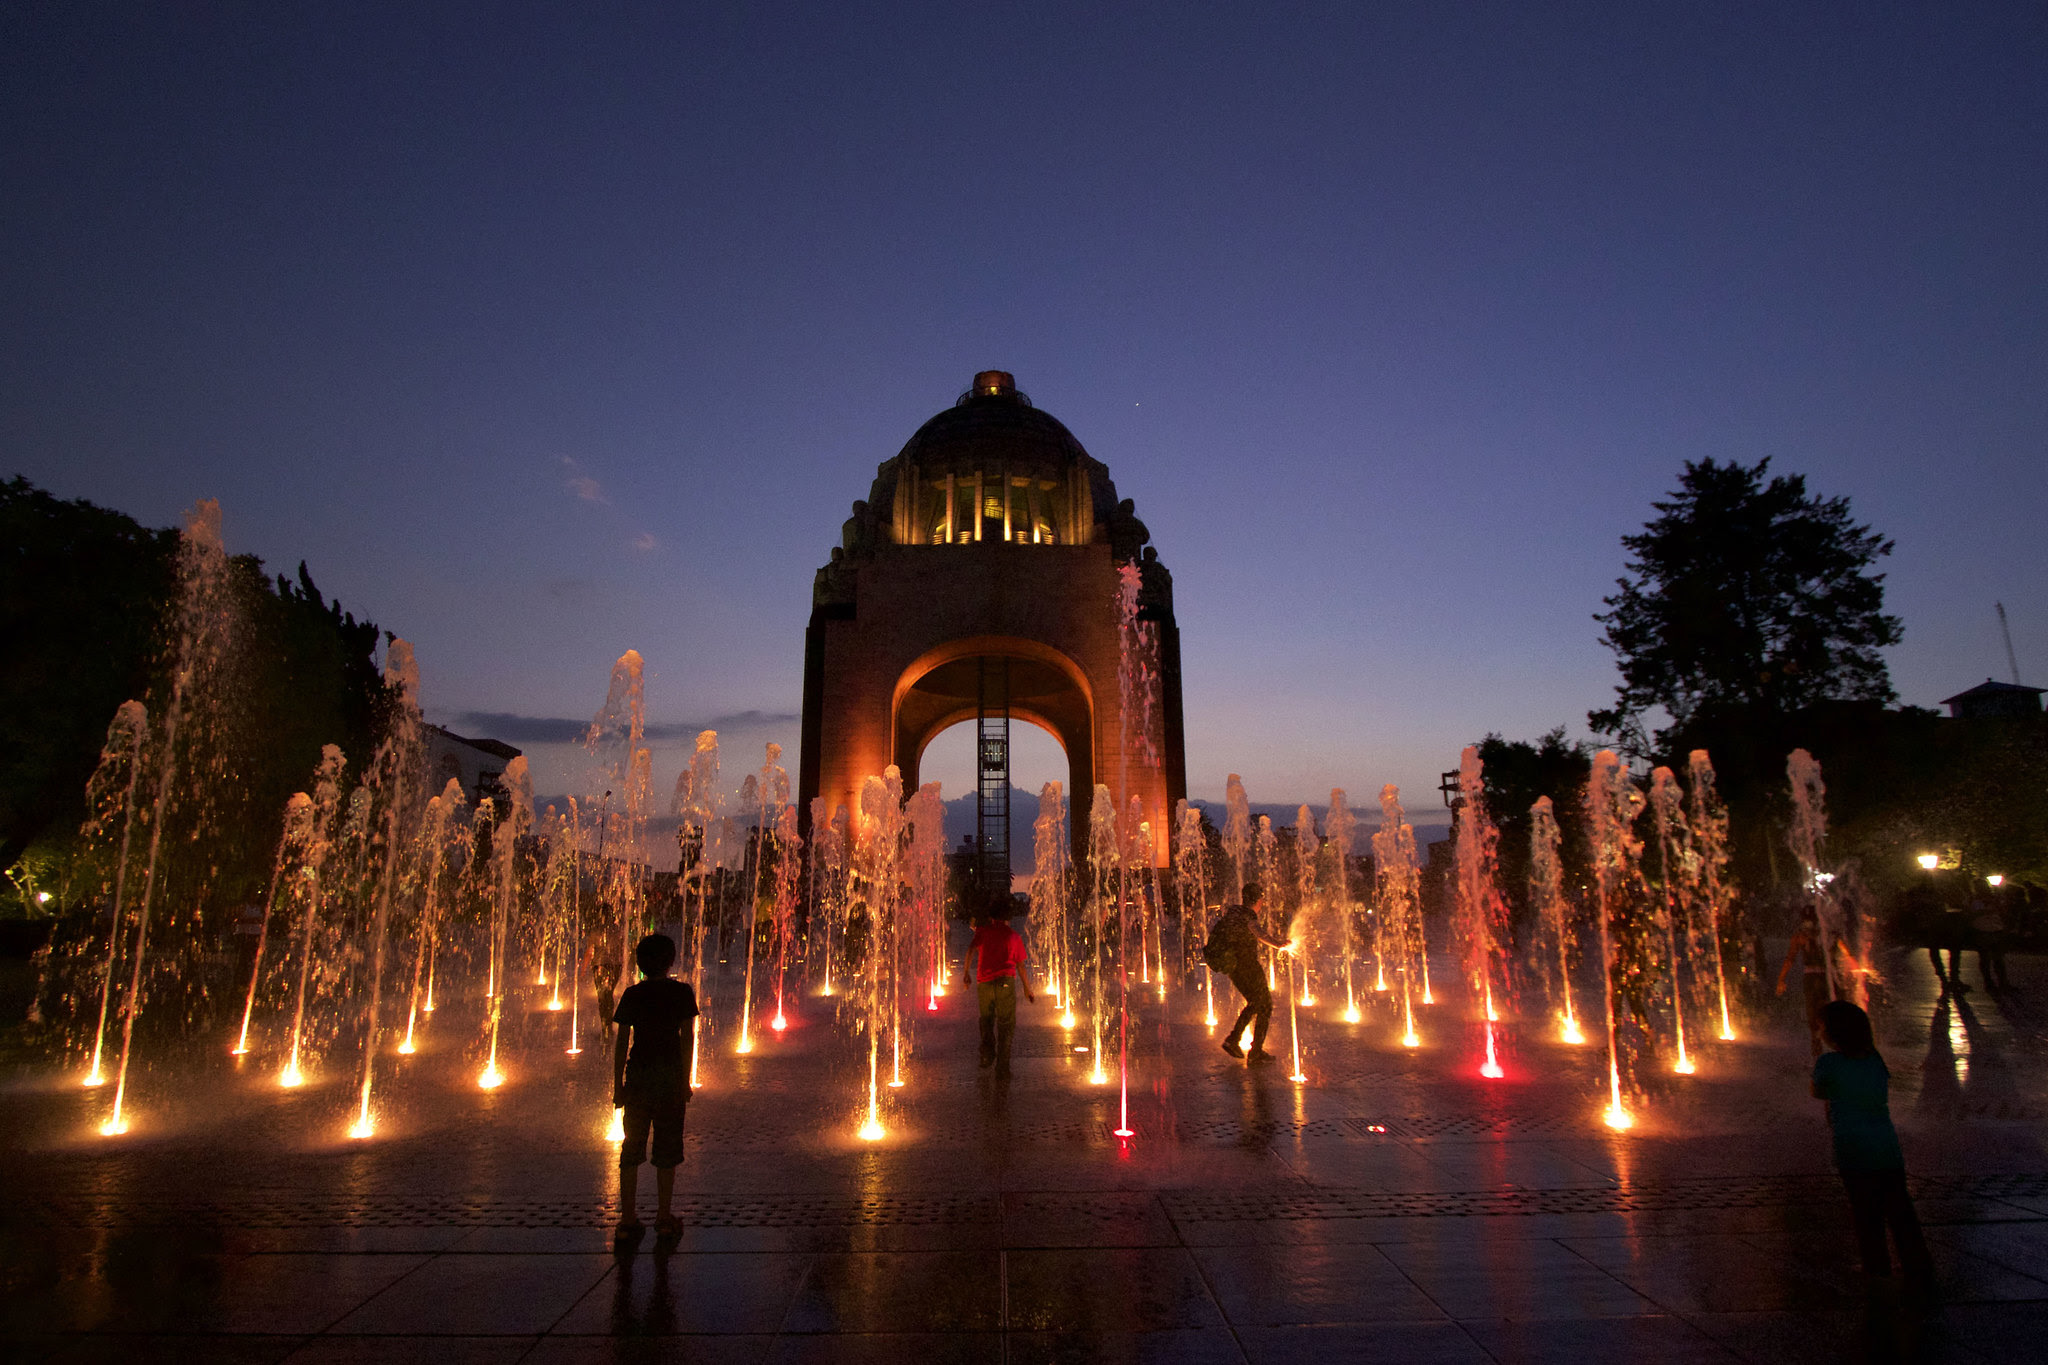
[1589,458,1901,759]
[1,479,390,904]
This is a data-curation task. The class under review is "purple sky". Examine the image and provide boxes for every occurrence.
[6,4,2044,814]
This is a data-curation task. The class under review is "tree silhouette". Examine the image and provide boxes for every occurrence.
[1589,458,1901,759]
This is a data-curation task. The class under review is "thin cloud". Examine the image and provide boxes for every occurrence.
[560,456,608,504]
[630,531,658,552]
[447,708,800,745]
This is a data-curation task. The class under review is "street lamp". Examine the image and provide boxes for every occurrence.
[1916,853,1939,871]
[1987,874,2005,888]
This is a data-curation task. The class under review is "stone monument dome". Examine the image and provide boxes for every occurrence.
[821,370,1154,570]
[799,372,1186,885]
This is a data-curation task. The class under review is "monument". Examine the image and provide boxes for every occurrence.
[798,370,1186,888]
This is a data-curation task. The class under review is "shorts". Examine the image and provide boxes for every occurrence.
[620,1076,688,1168]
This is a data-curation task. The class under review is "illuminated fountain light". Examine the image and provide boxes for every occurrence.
[1674,1055,1697,1076]
[1060,1009,1076,1030]
[547,998,563,1012]
[477,1065,504,1090]
[1560,1016,1586,1045]
[1603,1101,1634,1131]
[771,1012,788,1032]
[279,1063,305,1089]
[82,1068,106,1088]
[606,1108,625,1142]
[1343,1005,1362,1024]
[348,1114,376,1140]
[1480,1019,1505,1079]
[98,1115,129,1137]
[396,1039,416,1056]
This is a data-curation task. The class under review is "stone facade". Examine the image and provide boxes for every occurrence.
[798,372,1186,865]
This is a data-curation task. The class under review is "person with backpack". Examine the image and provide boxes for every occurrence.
[1204,883,1290,1065]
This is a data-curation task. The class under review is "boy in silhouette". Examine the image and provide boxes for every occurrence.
[612,932,699,1247]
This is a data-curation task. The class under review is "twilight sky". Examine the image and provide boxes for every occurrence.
[6,4,2044,814]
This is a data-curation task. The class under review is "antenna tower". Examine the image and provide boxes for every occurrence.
[1997,602,2022,685]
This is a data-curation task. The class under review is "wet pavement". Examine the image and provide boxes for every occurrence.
[3,939,2045,1363]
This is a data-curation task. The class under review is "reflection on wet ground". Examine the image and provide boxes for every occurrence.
[2,941,2044,1362]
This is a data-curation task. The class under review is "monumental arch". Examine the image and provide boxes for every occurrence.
[798,371,1187,885]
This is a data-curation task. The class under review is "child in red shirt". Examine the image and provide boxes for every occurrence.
[964,905,1036,1077]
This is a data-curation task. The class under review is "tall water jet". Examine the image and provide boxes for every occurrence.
[1255,815,1278,989]
[1173,799,1213,1026]
[1292,805,1320,1009]
[585,651,648,1035]
[1585,750,1643,1129]
[78,701,149,1086]
[1114,795,1146,1134]
[1786,749,1871,1007]
[905,783,946,1027]
[1283,808,1313,1081]
[1647,766,1695,1075]
[1452,748,1512,1079]
[102,501,235,1135]
[1086,785,1117,1085]
[770,804,804,1031]
[736,744,789,1055]
[1529,797,1582,1044]
[1031,783,1071,1023]
[676,731,719,1087]
[1686,751,1738,1040]
[1325,790,1360,1022]
[849,770,906,1138]
[234,792,314,1058]
[1222,775,1251,902]
[1373,786,1424,1048]
[351,640,425,1138]
[807,797,844,997]
[479,755,533,1089]
[400,779,465,1054]
[281,747,347,1088]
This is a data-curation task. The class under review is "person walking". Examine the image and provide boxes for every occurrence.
[1209,883,1289,1065]
[964,901,1036,1078]
[1812,1000,1935,1295]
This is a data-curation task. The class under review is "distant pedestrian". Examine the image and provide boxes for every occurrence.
[590,939,621,1043]
[1207,883,1289,1065]
[1777,903,1831,1056]
[1971,891,2012,992]
[612,932,699,1249]
[1930,901,1969,994]
[964,904,1035,1077]
[1812,1000,1934,1294]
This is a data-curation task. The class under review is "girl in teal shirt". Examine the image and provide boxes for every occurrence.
[1813,1000,1933,1290]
